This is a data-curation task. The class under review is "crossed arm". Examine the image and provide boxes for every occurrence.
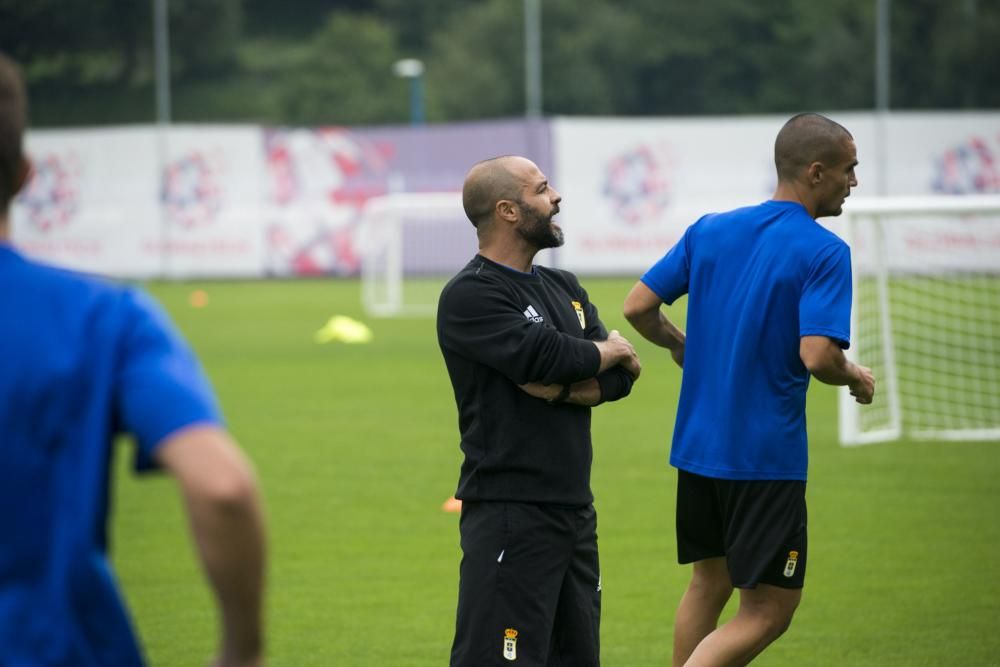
[518,329,642,406]
[439,278,642,407]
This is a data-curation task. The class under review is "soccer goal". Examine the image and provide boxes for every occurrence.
[359,192,476,317]
[838,195,1000,445]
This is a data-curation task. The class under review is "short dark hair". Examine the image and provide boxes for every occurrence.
[774,113,852,183]
[0,53,27,211]
[462,156,522,227]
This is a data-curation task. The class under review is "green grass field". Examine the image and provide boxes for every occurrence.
[111,278,1000,666]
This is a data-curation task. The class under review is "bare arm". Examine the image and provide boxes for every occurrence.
[155,425,266,667]
[520,329,639,406]
[800,335,875,404]
[623,281,685,368]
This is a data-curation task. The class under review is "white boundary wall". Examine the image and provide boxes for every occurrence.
[9,112,1000,278]
[553,112,1000,274]
[12,125,266,278]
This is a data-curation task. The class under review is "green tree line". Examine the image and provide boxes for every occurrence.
[1,0,997,127]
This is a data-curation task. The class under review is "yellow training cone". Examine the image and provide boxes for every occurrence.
[314,315,373,344]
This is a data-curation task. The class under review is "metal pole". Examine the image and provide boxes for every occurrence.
[964,0,978,106]
[409,75,424,126]
[152,0,171,277]
[393,59,425,125]
[875,0,890,113]
[153,0,171,124]
[875,0,890,195]
[524,0,542,117]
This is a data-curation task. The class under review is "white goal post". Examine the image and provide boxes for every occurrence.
[359,192,475,317]
[838,195,1000,445]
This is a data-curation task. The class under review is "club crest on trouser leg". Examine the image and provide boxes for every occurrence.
[503,628,518,661]
[571,300,585,329]
[783,550,799,578]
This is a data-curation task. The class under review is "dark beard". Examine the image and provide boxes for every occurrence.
[516,199,564,249]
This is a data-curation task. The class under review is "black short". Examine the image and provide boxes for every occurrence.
[451,501,601,667]
[676,469,807,589]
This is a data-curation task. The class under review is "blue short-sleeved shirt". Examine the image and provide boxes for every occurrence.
[641,200,852,481]
[0,244,222,665]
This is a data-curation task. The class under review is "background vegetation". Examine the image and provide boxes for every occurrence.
[2,0,999,127]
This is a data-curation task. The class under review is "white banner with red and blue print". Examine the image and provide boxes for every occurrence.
[552,112,1000,274]
[9,113,1000,278]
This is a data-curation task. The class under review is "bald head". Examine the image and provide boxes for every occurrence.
[462,156,528,228]
[0,53,27,212]
[774,113,853,184]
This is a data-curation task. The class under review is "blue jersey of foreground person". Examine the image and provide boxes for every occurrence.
[641,200,852,481]
[0,243,221,665]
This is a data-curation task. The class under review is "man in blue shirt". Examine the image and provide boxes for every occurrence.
[624,113,875,666]
[0,54,266,666]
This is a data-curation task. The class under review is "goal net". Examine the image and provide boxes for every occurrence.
[359,192,477,316]
[838,195,1000,445]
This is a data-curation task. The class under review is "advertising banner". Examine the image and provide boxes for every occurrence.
[13,127,158,276]
[9,113,998,279]
[154,126,265,278]
[551,113,1000,275]
[263,119,551,277]
[13,125,265,278]
[552,115,783,274]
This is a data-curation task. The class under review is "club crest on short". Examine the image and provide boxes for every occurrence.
[503,627,518,661]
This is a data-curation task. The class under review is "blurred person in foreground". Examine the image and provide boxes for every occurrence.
[437,155,642,666]
[624,113,875,666]
[0,53,266,667]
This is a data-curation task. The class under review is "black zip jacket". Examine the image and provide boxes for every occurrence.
[437,255,634,505]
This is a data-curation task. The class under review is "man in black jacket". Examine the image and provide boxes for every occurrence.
[438,155,642,666]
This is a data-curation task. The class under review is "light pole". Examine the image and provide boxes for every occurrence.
[393,58,425,125]
[152,0,172,276]
[875,0,890,195]
[153,0,171,124]
[524,0,542,117]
